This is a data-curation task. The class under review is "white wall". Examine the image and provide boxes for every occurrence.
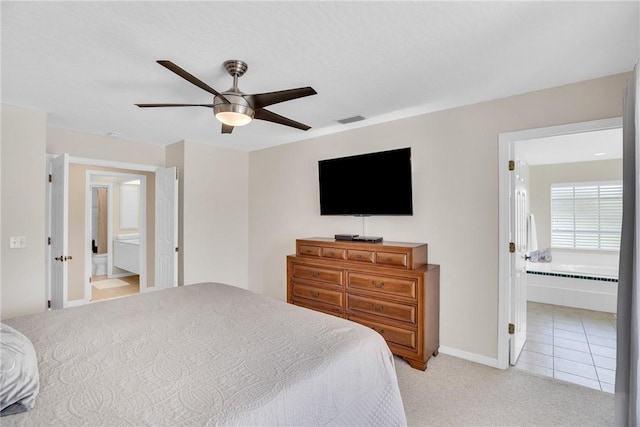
[248,72,630,362]
[1,105,47,319]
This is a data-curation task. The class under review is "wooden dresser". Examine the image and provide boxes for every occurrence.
[286,237,439,370]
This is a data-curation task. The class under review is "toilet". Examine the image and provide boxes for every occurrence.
[92,253,107,276]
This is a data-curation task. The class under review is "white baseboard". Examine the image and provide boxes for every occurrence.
[438,346,501,369]
[64,299,88,308]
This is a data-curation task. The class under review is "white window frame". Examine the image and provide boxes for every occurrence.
[550,180,622,251]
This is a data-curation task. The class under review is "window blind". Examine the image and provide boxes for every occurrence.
[551,182,622,250]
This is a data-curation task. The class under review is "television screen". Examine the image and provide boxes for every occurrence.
[318,147,413,216]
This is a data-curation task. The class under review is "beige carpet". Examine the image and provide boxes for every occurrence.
[92,278,130,289]
[395,354,614,426]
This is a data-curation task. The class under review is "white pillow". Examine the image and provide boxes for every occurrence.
[0,323,40,416]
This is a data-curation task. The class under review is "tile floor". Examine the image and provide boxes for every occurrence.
[91,275,140,302]
[513,301,616,393]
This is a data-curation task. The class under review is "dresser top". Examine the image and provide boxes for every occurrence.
[299,237,426,249]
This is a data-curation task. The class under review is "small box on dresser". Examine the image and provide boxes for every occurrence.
[287,237,440,370]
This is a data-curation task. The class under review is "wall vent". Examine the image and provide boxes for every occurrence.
[337,115,366,125]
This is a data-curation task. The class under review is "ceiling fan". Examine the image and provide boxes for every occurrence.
[136,60,317,134]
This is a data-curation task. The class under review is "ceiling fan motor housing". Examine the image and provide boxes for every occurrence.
[213,92,255,122]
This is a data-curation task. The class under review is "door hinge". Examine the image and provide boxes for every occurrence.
[508,160,515,171]
[48,237,51,245]
[47,300,51,309]
[89,276,92,283]
[48,174,52,183]
[508,323,515,334]
[175,247,179,252]
[176,167,179,180]
[509,242,515,253]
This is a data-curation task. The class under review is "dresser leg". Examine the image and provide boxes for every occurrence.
[403,357,427,371]
[433,348,439,357]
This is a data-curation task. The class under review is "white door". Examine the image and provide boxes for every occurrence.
[509,159,528,365]
[50,153,69,309]
[155,167,178,288]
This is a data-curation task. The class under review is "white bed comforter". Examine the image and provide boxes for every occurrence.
[4,283,407,426]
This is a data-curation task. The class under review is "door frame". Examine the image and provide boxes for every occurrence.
[45,155,164,308]
[497,116,622,369]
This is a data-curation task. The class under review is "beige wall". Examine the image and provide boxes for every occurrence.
[0,71,630,361]
[248,72,630,361]
[167,141,249,288]
[68,164,156,301]
[48,128,165,167]
[1,105,47,319]
[529,159,623,250]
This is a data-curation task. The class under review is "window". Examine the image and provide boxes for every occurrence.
[551,181,622,250]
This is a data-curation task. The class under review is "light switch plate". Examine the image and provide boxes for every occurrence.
[9,236,27,248]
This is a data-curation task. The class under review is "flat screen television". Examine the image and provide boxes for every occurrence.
[318,147,413,216]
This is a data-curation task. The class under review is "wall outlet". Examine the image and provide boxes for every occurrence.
[9,236,27,249]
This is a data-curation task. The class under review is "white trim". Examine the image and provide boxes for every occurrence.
[64,299,86,308]
[438,346,500,369]
[497,117,623,370]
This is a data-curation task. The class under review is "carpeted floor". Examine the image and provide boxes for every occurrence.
[395,353,614,426]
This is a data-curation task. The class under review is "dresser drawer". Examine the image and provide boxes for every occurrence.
[292,283,343,308]
[347,249,375,263]
[292,264,343,285]
[322,247,346,260]
[376,251,408,268]
[349,315,417,351]
[347,294,416,324]
[294,301,342,318]
[299,245,321,257]
[348,273,417,299]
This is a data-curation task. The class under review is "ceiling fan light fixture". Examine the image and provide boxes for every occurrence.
[214,100,254,127]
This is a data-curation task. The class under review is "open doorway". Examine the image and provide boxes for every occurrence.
[498,118,622,393]
[87,172,146,303]
[46,155,178,309]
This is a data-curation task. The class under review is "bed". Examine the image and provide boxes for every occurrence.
[1,282,407,426]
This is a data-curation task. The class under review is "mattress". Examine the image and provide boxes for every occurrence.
[3,282,407,426]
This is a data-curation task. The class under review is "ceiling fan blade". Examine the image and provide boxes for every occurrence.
[221,123,234,134]
[254,108,311,131]
[156,60,230,103]
[249,87,317,109]
[135,103,214,108]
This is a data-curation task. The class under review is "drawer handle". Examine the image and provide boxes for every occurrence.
[356,254,362,259]
[310,291,320,298]
[309,271,320,278]
[371,280,385,288]
[328,251,334,256]
[386,257,392,262]
[370,303,384,313]
[371,326,385,335]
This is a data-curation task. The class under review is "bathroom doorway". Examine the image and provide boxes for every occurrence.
[499,117,622,393]
[46,154,178,309]
[86,170,147,303]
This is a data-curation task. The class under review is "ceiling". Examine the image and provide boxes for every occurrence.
[515,127,623,166]
[2,2,639,152]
